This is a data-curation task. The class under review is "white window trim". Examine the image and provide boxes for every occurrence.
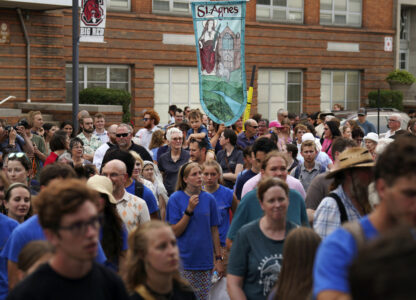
[107,0,131,11]
[320,0,362,27]
[256,1,304,23]
[152,0,193,15]
[321,70,360,110]
[399,50,409,71]
[258,69,303,119]
[66,64,131,92]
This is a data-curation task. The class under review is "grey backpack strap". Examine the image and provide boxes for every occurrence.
[342,221,366,250]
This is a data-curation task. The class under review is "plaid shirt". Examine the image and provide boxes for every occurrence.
[313,184,361,239]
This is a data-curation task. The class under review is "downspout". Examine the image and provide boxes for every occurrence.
[17,8,31,103]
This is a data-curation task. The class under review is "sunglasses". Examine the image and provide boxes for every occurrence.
[8,152,28,160]
[143,118,150,121]
[249,125,258,129]
[116,133,130,138]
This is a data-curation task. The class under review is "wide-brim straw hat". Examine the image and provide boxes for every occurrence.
[86,175,117,204]
[326,147,375,179]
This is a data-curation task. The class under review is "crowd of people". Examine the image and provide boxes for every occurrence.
[0,104,415,300]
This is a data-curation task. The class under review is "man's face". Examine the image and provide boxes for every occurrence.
[258,121,268,136]
[33,114,43,129]
[357,115,366,123]
[107,127,117,144]
[278,112,288,122]
[262,156,288,182]
[174,112,184,124]
[82,118,94,134]
[189,142,202,163]
[94,117,105,130]
[246,121,258,137]
[102,163,126,190]
[143,114,153,130]
[115,126,132,148]
[378,175,416,226]
[252,151,266,171]
[301,146,317,164]
[388,117,401,131]
[51,201,100,262]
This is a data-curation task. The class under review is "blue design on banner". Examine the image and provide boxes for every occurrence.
[191,1,247,126]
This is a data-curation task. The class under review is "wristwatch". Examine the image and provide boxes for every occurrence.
[184,209,194,217]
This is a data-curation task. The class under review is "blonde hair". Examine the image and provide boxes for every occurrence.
[175,162,200,191]
[202,160,223,185]
[129,151,143,167]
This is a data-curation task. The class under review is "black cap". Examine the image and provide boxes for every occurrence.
[357,108,366,116]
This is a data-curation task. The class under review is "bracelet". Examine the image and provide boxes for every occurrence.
[184,209,194,217]
[215,255,223,261]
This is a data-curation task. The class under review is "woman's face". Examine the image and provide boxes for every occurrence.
[324,125,332,139]
[33,114,43,129]
[63,124,73,137]
[71,142,83,158]
[365,140,377,152]
[145,227,179,275]
[5,186,30,221]
[48,126,59,139]
[7,160,29,184]
[343,127,352,139]
[133,160,142,178]
[142,165,154,182]
[184,166,202,189]
[260,185,289,221]
[169,133,183,151]
[296,128,306,141]
[202,166,220,188]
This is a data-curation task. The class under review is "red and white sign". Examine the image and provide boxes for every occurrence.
[384,37,393,52]
[80,0,106,43]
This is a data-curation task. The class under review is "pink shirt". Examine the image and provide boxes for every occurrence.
[241,173,306,199]
[321,139,334,162]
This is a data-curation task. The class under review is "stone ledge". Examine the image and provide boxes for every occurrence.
[16,102,123,113]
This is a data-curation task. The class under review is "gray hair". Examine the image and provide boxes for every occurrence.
[117,123,131,133]
[57,152,73,164]
[166,127,182,142]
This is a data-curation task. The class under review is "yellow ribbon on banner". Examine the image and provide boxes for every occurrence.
[242,65,256,131]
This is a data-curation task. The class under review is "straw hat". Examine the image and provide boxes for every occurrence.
[86,175,117,204]
[326,147,374,178]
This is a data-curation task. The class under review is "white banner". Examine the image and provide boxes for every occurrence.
[80,0,106,43]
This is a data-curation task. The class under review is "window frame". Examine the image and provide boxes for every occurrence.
[152,0,193,15]
[320,70,361,111]
[319,0,362,27]
[399,50,409,71]
[257,69,303,120]
[65,64,131,101]
[107,0,131,11]
[256,0,304,23]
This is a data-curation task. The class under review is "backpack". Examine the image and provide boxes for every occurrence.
[134,180,144,199]
[294,163,326,179]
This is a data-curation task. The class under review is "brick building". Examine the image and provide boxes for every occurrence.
[0,0,412,126]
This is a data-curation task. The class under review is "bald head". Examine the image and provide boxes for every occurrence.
[107,124,118,144]
[101,159,127,190]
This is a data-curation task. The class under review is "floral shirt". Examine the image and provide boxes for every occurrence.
[77,132,102,155]
[116,191,150,232]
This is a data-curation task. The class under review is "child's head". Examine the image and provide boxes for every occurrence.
[188,109,202,130]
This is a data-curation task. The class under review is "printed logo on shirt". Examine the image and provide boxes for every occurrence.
[258,254,283,296]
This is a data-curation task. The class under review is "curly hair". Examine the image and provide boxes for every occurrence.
[144,109,160,126]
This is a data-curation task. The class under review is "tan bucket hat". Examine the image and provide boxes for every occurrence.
[326,147,375,179]
[86,175,117,204]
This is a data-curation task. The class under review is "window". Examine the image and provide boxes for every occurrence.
[65,64,130,102]
[107,0,130,11]
[257,0,303,23]
[400,8,410,41]
[321,70,360,111]
[154,66,201,125]
[257,69,302,119]
[400,50,409,70]
[320,0,361,27]
[153,0,192,14]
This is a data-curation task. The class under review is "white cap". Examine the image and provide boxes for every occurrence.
[363,132,379,143]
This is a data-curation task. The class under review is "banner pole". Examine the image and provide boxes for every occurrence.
[243,65,256,129]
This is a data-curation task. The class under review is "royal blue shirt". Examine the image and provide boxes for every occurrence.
[0,214,18,300]
[187,125,212,150]
[166,190,220,270]
[210,185,233,246]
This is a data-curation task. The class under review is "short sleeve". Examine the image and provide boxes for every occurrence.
[1,229,27,263]
[235,150,244,165]
[139,201,151,223]
[142,187,158,214]
[227,229,249,276]
[157,154,165,172]
[166,193,184,224]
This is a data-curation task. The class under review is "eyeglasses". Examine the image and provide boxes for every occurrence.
[388,119,399,123]
[59,215,102,236]
[102,172,125,179]
[116,133,130,138]
[172,137,183,142]
[282,115,288,118]
[143,118,150,121]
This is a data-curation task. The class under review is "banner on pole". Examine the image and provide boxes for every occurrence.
[80,0,106,43]
[191,1,247,126]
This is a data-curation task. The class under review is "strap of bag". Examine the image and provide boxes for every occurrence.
[328,192,348,223]
[342,221,366,251]
[134,180,144,198]
[294,165,301,179]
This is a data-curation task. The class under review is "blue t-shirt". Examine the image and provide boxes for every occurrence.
[0,215,18,300]
[210,185,233,247]
[0,215,107,265]
[227,188,309,241]
[126,180,158,214]
[187,125,212,150]
[166,190,220,270]
[313,216,378,297]
[99,225,128,272]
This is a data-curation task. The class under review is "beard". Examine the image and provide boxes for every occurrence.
[83,127,94,134]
